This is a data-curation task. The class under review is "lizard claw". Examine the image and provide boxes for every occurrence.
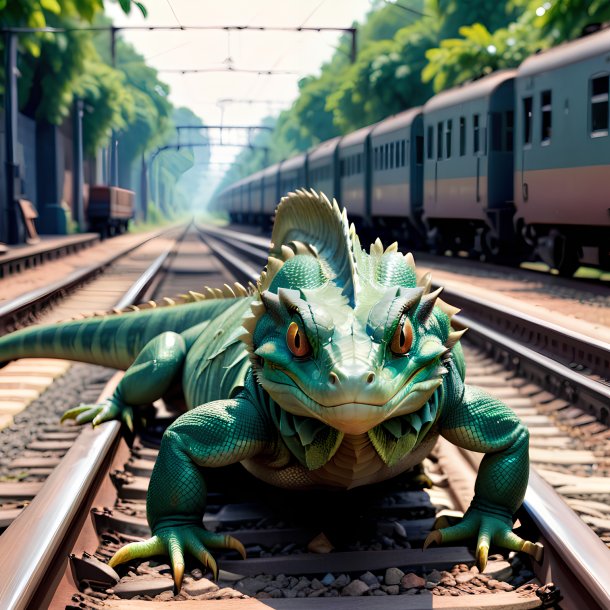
[109,526,246,589]
[422,507,542,572]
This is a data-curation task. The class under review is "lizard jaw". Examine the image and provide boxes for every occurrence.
[262,376,443,435]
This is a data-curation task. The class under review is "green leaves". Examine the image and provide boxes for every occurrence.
[40,0,61,14]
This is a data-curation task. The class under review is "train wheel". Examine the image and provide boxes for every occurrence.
[545,230,580,277]
[427,227,449,256]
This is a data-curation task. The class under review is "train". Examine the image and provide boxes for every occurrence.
[87,186,134,237]
[215,27,610,276]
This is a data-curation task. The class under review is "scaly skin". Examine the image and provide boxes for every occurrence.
[0,190,540,589]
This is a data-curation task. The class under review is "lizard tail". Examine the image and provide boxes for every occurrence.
[0,298,240,370]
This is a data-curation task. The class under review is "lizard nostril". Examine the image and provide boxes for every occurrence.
[329,372,339,386]
[366,372,375,384]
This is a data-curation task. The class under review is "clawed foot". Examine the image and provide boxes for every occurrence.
[108,525,246,590]
[423,508,543,571]
[61,398,134,432]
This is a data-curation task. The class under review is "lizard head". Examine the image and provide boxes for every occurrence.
[241,190,464,437]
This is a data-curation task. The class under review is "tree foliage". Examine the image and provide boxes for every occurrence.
[422,0,610,92]
[1,0,148,154]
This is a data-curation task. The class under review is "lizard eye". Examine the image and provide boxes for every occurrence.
[286,321,311,358]
[390,317,413,356]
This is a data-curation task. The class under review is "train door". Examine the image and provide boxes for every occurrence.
[521,95,533,203]
[474,113,481,202]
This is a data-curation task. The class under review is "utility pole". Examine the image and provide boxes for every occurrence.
[140,153,148,222]
[72,97,84,231]
[349,28,357,63]
[3,32,25,244]
[109,26,118,186]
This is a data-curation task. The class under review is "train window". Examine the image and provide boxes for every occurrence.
[523,97,533,145]
[340,159,345,177]
[384,143,389,170]
[541,90,552,144]
[591,75,609,136]
[491,113,502,151]
[506,111,514,151]
[427,126,433,159]
[459,116,466,156]
[437,121,444,160]
[374,147,379,170]
[400,140,406,167]
[416,135,423,165]
[473,114,480,154]
[357,153,362,174]
[389,142,394,169]
[446,120,452,158]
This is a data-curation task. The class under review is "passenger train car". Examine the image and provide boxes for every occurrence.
[216,27,610,275]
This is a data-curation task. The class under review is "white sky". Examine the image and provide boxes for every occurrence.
[107,0,373,202]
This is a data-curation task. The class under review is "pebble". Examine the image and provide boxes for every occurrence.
[426,569,443,584]
[359,571,380,589]
[382,585,399,595]
[156,590,174,601]
[310,578,325,590]
[489,579,513,591]
[307,532,334,553]
[216,587,244,599]
[401,573,426,589]
[235,577,267,597]
[483,560,512,581]
[190,568,203,580]
[454,572,475,584]
[332,574,350,589]
[384,567,404,585]
[321,573,335,586]
[341,580,369,596]
[184,578,218,597]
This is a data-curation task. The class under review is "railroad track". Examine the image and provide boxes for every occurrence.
[0,222,608,608]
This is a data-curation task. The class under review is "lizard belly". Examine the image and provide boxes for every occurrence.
[242,429,439,490]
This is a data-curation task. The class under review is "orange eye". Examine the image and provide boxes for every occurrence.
[286,322,312,358]
[390,317,413,356]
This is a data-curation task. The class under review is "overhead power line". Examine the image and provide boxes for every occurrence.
[158,67,300,75]
[0,24,358,63]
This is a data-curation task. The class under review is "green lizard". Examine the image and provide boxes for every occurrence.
[0,190,540,589]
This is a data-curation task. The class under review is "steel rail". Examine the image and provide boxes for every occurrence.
[0,226,184,335]
[0,230,184,610]
[524,469,610,609]
[440,286,610,388]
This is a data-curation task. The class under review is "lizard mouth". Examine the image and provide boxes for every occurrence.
[262,366,443,435]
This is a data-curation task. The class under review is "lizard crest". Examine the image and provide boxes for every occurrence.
[241,189,465,466]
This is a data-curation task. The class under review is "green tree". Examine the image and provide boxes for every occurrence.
[2,0,147,148]
[422,0,610,93]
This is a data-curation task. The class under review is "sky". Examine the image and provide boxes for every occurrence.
[106,0,374,206]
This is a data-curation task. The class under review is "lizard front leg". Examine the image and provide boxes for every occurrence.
[62,331,186,432]
[109,393,275,589]
[427,385,542,570]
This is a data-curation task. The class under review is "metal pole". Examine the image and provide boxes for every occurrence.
[350,28,357,63]
[140,153,148,222]
[72,98,84,231]
[3,32,25,244]
[109,27,118,186]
